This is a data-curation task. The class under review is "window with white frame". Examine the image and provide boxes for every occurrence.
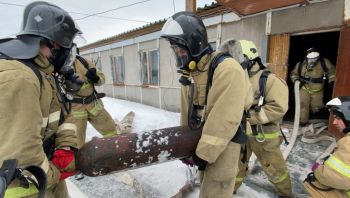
[110,55,125,84]
[140,49,159,85]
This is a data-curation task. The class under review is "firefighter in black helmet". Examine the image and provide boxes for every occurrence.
[0,1,82,197]
[161,11,253,198]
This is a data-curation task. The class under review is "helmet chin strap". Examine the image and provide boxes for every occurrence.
[342,119,350,134]
[343,126,350,134]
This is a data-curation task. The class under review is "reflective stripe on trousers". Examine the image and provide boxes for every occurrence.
[302,85,323,94]
[72,110,88,118]
[235,177,244,183]
[249,130,281,140]
[271,170,289,184]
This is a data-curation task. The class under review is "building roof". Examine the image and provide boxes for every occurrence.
[81,0,316,51]
[216,0,308,16]
[80,3,229,51]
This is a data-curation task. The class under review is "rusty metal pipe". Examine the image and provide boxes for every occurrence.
[76,126,201,177]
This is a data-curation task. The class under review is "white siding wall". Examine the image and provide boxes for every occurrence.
[81,1,343,112]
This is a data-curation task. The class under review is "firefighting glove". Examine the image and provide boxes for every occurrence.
[311,162,320,172]
[85,68,100,83]
[192,154,207,171]
[51,149,76,180]
[180,157,195,167]
[305,172,317,183]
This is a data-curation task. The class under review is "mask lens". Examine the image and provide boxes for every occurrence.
[307,57,318,68]
[61,44,77,72]
[171,45,190,69]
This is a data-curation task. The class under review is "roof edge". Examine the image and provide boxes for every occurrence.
[80,3,229,51]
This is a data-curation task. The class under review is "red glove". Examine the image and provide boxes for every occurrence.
[59,171,76,180]
[52,149,75,170]
[311,162,320,172]
[52,149,76,180]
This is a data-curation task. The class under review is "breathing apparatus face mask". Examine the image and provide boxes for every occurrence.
[171,44,195,86]
[307,57,318,69]
[50,44,83,94]
[306,51,320,69]
[50,44,76,73]
[241,55,255,71]
[171,44,191,69]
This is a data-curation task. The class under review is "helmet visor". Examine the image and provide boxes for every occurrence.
[73,22,86,45]
[60,43,77,74]
[171,44,191,69]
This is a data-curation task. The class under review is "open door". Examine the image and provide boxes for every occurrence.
[268,34,290,81]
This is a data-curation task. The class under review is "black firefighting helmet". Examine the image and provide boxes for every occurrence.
[0,1,82,60]
[18,1,82,49]
[326,96,350,133]
[160,11,211,69]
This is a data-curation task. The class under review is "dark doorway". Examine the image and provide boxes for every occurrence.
[285,31,340,121]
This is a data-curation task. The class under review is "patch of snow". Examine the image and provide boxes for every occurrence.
[157,150,171,162]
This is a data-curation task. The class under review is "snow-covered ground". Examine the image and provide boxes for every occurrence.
[69,97,331,198]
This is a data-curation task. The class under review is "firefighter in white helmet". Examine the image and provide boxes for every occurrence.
[290,48,336,126]
[304,96,350,198]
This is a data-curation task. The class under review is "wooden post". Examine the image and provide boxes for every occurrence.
[328,3,350,138]
[186,0,196,12]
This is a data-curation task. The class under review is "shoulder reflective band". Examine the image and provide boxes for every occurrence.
[5,183,38,198]
[325,155,350,178]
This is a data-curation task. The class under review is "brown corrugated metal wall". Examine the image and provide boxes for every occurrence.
[333,27,350,97]
[329,26,350,138]
[268,34,290,80]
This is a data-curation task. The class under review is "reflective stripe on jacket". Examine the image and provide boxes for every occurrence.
[315,134,350,192]
[180,52,253,163]
[0,53,77,197]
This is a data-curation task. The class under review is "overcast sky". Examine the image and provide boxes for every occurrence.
[0,0,216,45]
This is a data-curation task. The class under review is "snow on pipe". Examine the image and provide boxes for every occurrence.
[283,80,300,159]
[76,126,202,177]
